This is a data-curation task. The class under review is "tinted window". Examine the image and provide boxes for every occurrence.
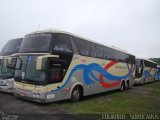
[130,55,135,64]
[126,55,135,64]
[1,38,22,56]
[75,38,90,56]
[144,60,149,67]
[20,34,52,53]
[114,50,122,61]
[112,51,135,63]
[96,44,103,58]
[48,68,63,83]
[136,59,143,66]
[104,47,114,60]
[91,43,103,58]
[121,53,126,62]
[144,60,157,68]
[53,34,72,53]
[14,56,47,85]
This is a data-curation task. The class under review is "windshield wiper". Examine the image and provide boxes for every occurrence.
[32,80,46,85]
[15,76,46,85]
[20,80,29,84]
[1,74,13,79]
[21,79,45,85]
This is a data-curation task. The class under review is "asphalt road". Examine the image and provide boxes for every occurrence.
[0,92,97,120]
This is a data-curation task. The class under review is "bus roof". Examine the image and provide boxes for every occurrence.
[26,29,135,56]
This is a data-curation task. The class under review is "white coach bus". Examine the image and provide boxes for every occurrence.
[135,58,157,84]
[8,30,135,103]
[0,38,22,93]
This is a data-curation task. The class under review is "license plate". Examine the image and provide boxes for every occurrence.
[19,92,26,96]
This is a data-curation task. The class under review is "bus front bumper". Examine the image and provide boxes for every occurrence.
[13,87,47,103]
[134,78,143,85]
[0,79,14,93]
[13,87,56,103]
[0,85,13,93]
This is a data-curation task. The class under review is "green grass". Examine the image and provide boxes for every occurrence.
[143,82,160,96]
[52,81,160,114]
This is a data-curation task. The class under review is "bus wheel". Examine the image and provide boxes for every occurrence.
[120,81,125,92]
[125,81,129,90]
[143,79,145,84]
[153,78,156,82]
[71,86,82,102]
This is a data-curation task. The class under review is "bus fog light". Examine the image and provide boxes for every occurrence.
[36,94,40,98]
[47,94,55,99]
[33,93,40,98]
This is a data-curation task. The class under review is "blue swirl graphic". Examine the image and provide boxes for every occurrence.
[144,69,156,78]
[54,63,135,91]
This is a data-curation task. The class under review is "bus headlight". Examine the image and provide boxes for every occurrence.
[33,93,40,98]
[6,82,12,86]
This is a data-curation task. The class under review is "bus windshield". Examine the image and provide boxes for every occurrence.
[0,38,22,56]
[0,38,22,78]
[14,56,46,85]
[15,33,74,85]
[20,33,52,53]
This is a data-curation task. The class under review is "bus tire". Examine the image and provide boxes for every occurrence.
[142,79,145,84]
[120,81,125,92]
[125,80,129,90]
[153,78,155,82]
[71,86,83,102]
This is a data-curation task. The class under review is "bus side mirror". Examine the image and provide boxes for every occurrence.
[0,59,3,66]
[36,56,48,71]
[36,55,59,71]
[5,57,22,70]
[6,57,17,69]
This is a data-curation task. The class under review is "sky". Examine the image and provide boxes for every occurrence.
[0,0,160,58]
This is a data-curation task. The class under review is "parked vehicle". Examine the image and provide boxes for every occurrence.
[0,38,22,93]
[135,58,157,84]
[156,65,160,81]
[8,30,135,103]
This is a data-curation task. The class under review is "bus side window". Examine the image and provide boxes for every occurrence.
[75,38,91,56]
[104,47,114,60]
[91,43,96,57]
[95,44,103,58]
[114,50,122,62]
[121,53,126,62]
[91,43,103,58]
[125,54,135,64]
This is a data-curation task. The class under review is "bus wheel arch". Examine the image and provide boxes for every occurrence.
[119,80,125,92]
[125,80,129,90]
[153,77,156,82]
[70,83,84,102]
[143,78,145,84]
